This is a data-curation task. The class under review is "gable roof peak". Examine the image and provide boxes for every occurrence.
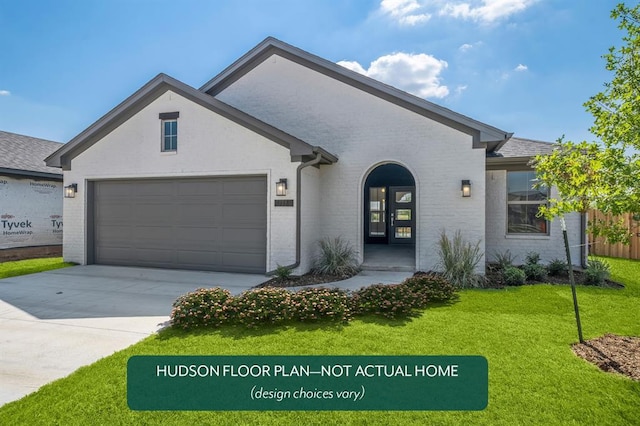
[45,71,337,170]
[199,36,512,151]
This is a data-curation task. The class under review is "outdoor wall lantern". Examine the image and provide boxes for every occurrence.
[64,183,78,198]
[461,180,471,197]
[276,178,288,196]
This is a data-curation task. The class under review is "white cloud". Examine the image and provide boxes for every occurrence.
[380,0,431,26]
[338,52,449,99]
[455,84,468,95]
[440,0,537,23]
[336,61,367,75]
[459,41,484,52]
[514,64,528,71]
[0,90,10,96]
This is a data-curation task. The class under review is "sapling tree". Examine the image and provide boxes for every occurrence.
[532,140,609,343]
[531,3,640,343]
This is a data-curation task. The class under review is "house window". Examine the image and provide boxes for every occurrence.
[159,112,179,152]
[507,171,549,234]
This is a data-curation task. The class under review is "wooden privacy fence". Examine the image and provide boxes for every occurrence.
[588,210,640,260]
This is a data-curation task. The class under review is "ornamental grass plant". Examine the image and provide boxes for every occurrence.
[584,257,612,286]
[436,230,483,288]
[313,237,360,276]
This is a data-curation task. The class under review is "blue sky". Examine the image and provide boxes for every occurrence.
[0,0,630,144]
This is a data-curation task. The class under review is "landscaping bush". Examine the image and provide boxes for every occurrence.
[350,283,418,319]
[313,236,360,276]
[402,274,458,307]
[522,251,547,281]
[522,263,547,281]
[228,287,293,328]
[503,266,526,286]
[548,258,568,276]
[274,264,292,280]
[525,251,541,265]
[437,230,483,288]
[493,250,516,270]
[290,287,351,322]
[170,287,233,329]
[584,258,611,286]
[170,276,458,329]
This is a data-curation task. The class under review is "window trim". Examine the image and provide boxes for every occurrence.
[506,170,550,236]
[159,112,179,152]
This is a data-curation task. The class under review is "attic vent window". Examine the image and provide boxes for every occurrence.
[159,112,179,152]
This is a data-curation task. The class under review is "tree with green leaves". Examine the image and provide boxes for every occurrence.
[531,3,640,343]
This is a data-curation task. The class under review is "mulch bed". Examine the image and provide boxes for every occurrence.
[572,334,640,381]
[484,267,624,289]
[258,268,624,290]
[256,272,357,288]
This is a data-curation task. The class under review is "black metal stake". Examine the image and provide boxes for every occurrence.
[563,225,584,343]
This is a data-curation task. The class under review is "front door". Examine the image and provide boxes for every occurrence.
[389,186,415,244]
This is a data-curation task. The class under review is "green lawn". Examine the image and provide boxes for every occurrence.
[1,257,639,425]
[0,257,74,279]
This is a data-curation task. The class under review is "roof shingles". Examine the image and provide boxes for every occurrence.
[490,136,555,158]
[0,130,63,176]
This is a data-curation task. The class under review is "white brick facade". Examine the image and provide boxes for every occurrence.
[63,90,299,271]
[217,54,487,272]
[485,170,583,266]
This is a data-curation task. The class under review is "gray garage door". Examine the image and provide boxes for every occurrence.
[92,176,267,273]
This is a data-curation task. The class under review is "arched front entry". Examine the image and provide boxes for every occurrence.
[362,163,416,270]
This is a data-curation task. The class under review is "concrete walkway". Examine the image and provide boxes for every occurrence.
[287,270,413,292]
[0,265,412,407]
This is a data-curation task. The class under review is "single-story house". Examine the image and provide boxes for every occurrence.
[1,130,64,260]
[45,37,585,274]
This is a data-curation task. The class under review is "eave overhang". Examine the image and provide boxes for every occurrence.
[0,167,63,180]
[486,156,535,171]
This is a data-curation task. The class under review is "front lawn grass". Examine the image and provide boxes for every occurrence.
[1,257,639,425]
[0,257,74,279]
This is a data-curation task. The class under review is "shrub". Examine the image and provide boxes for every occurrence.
[503,266,526,286]
[274,264,292,280]
[170,287,232,329]
[313,237,360,276]
[522,263,547,281]
[350,283,418,319]
[493,250,516,270]
[290,287,351,322]
[402,274,458,307]
[229,287,293,328]
[525,251,541,265]
[437,230,483,288]
[584,258,611,286]
[548,258,568,276]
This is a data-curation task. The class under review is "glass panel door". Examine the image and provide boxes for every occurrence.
[368,187,386,237]
[389,186,415,244]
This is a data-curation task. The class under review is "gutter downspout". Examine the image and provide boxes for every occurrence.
[266,152,324,275]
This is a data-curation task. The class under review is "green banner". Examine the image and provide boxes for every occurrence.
[127,355,487,411]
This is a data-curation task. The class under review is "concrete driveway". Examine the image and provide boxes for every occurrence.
[0,265,265,406]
